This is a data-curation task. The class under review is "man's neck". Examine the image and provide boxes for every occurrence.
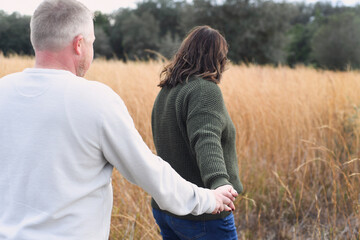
[34,48,77,75]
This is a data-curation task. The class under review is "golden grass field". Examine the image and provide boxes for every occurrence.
[1,55,359,239]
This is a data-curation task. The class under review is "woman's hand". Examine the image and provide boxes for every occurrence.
[211,185,238,214]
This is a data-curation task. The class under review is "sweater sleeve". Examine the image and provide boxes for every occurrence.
[185,81,232,189]
[99,89,216,216]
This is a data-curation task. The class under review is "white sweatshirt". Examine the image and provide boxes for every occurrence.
[0,68,216,240]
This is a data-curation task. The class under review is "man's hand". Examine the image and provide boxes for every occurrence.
[211,185,238,214]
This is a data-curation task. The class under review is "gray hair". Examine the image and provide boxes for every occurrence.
[30,0,94,51]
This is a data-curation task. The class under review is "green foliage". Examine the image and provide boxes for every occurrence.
[94,27,112,58]
[311,10,360,70]
[119,11,160,60]
[1,1,360,70]
[158,32,181,60]
[94,11,111,36]
[287,24,313,67]
[0,12,33,55]
[110,9,130,60]
[93,12,112,58]
[241,1,293,64]
[135,0,184,38]
[177,0,295,64]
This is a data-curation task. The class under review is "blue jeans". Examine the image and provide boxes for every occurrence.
[152,208,238,240]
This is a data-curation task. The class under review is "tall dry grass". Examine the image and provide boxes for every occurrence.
[1,55,359,239]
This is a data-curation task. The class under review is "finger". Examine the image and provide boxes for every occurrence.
[213,208,220,214]
[221,190,235,202]
[212,203,220,214]
[221,196,233,206]
[219,203,225,212]
[224,205,233,212]
[229,188,238,198]
[212,208,220,214]
[227,201,235,211]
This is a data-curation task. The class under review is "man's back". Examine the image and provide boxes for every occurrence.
[0,68,222,240]
[0,68,114,239]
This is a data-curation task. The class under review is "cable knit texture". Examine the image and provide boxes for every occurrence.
[151,77,243,221]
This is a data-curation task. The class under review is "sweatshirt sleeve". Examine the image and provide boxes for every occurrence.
[185,81,232,189]
[99,89,216,216]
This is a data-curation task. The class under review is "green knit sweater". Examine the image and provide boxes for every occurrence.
[151,77,243,221]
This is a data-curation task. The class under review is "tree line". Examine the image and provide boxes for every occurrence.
[1,0,360,70]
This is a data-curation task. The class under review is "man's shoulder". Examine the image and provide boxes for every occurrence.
[0,71,30,91]
[0,71,23,82]
[64,75,127,122]
[72,75,111,91]
[69,75,118,101]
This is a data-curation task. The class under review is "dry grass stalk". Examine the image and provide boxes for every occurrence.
[1,55,359,239]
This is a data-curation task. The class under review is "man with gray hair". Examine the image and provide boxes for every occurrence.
[0,0,238,239]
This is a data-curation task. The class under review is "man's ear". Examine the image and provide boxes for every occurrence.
[73,35,84,55]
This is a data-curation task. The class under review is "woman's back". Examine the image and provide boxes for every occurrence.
[151,77,243,221]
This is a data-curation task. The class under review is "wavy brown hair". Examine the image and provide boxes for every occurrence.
[159,26,229,88]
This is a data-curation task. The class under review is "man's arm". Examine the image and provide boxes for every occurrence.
[99,91,237,216]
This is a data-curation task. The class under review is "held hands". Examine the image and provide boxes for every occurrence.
[211,185,238,214]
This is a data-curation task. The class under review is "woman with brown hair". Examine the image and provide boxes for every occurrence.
[151,25,243,239]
